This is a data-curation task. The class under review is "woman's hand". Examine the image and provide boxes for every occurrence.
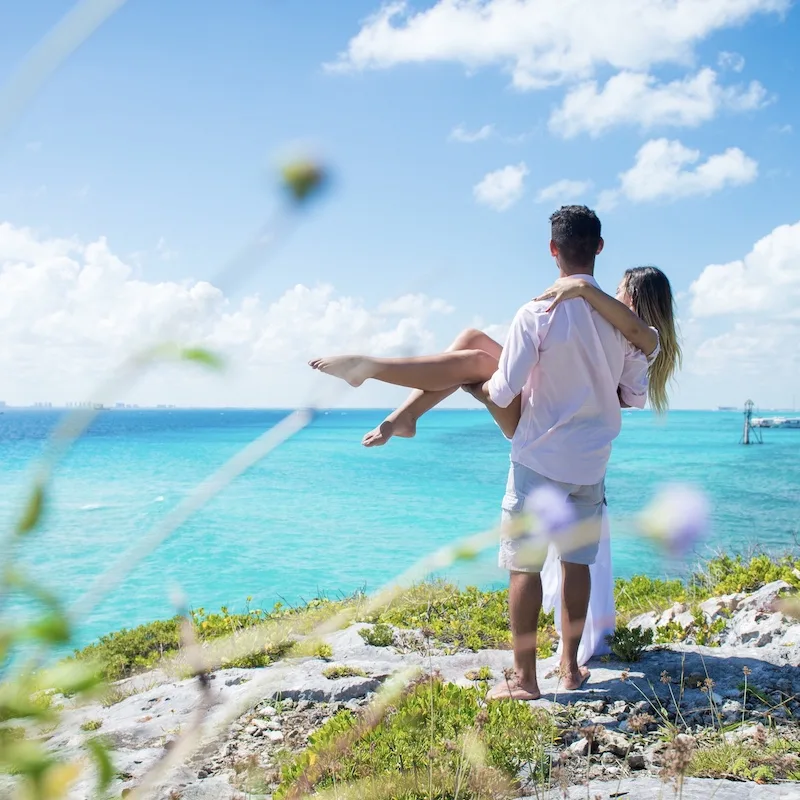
[534,277,591,312]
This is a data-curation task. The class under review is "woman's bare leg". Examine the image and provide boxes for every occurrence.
[308,348,497,391]
[361,329,503,446]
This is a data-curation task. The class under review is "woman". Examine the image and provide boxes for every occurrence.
[309,267,680,430]
[310,266,681,665]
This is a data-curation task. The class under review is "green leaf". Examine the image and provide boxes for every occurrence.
[16,482,45,536]
[27,612,72,645]
[0,738,54,778]
[86,737,115,790]
[179,347,225,371]
[41,662,102,697]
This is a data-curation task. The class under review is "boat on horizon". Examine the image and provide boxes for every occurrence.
[751,416,800,429]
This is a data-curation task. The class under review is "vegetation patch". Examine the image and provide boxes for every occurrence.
[322,665,368,680]
[275,676,556,799]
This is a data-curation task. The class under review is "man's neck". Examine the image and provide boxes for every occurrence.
[558,259,595,278]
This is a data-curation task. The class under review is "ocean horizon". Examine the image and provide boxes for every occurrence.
[2,408,798,648]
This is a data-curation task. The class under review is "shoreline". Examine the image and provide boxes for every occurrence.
[7,555,797,799]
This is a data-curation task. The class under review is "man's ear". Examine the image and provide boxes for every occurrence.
[596,237,605,255]
[549,239,558,257]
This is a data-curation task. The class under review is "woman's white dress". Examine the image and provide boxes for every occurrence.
[541,504,615,665]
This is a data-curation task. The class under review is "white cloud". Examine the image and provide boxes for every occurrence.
[449,123,494,143]
[473,163,528,211]
[599,138,757,208]
[328,0,786,89]
[688,219,800,318]
[549,69,768,138]
[535,179,593,204]
[679,220,800,406]
[717,51,745,72]
[0,222,453,407]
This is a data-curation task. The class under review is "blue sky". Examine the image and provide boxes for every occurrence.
[1,0,799,410]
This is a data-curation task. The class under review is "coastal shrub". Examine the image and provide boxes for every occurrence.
[80,719,103,732]
[322,665,368,680]
[464,666,493,682]
[74,600,345,680]
[359,624,395,648]
[70,552,797,683]
[692,553,800,595]
[688,736,800,782]
[276,677,556,798]
[293,640,334,660]
[606,625,654,662]
[614,574,686,618]
[371,581,556,653]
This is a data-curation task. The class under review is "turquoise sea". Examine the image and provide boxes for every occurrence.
[1,408,798,648]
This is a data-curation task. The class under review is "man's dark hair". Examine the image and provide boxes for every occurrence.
[549,205,602,267]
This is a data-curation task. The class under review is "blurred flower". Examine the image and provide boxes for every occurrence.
[280,159,328,205]
[524,485,576,540]
[637,483,710,556]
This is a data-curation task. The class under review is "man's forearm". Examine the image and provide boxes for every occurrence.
[466,382,520,439]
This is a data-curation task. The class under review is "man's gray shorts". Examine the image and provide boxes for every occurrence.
[498,461,605,573]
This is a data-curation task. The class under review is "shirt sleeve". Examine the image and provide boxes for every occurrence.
[618,342,649,409]
[487,305,541,408]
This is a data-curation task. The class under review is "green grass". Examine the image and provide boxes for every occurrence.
[72,553,800,682]
[74,597,351,680]
[322,665,369,680]
[80,719,103,732]
[688,736,800,782]
[275,676,556,799]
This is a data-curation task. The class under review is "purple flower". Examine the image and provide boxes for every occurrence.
[524,485,577,540]
[638,483,710,556]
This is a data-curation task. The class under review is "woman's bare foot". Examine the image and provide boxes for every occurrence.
[486,671,541,701]
[362,412,417,447]
[560,665,591,691]
[308,356,377,387]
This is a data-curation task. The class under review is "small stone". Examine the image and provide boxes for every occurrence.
[589,714,619,727]
[266,730,284,743]
[261,706,277,717]
[600,752,616,766]
[568,739,589,757]
[722,700,743,716]
[296,700,311,712]
[627,753,646,770]
[197,769,209,779]
[245,725,259,736]
[253,719,269,730]
[608,701,627,716]
[584,700,606,714]
[598,730,630,757]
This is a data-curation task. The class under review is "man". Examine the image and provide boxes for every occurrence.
[471,205,648,700]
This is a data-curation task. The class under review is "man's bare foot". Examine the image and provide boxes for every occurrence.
[560,665,591,691]
[308,356,377,387]
[362,413,417,447]
[486,672,541,701]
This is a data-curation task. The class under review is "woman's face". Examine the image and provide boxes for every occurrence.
[616,279,633,310]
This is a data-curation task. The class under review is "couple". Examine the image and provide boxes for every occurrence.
[310,205,680,700]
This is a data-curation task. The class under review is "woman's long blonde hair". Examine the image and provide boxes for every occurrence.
[624,266,681,414]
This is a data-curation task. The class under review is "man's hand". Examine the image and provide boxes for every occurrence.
[462,381,490,404]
